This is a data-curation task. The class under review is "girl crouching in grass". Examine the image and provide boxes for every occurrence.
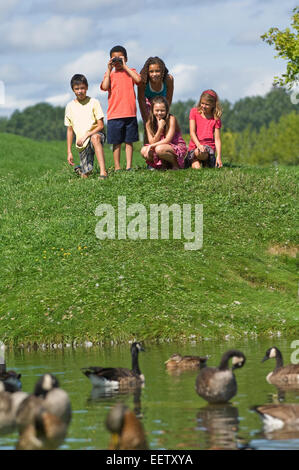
[186,89,222,169]
[141,96,187,170]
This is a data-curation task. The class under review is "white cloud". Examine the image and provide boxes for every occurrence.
[230,30,263,46]
[59,50,108,82]
[0,0,20,19]
[171,64,199,101]
[0,16,95,52]
[0,64,22,84]
[45,92,72,106]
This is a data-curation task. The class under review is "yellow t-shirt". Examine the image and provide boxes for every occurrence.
[64,97,104,151]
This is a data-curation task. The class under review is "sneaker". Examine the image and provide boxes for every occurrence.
[146,164,156,171]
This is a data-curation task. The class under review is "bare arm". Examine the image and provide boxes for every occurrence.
[166,74,174,107]
[214,127,222,167]
[189,119,205,151]
[138,82,148,122]
[100,59,113,91]
[123,62,141,84]
[77,119,104,148]
[147,115,176,147]
[67,126,75,166]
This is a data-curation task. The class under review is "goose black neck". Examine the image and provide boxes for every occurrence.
[219,350,239,370]
[274,348,284,369]
[0,363,6,375]
[131,347,141,375]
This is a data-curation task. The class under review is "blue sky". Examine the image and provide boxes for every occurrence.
[0,0,297,117]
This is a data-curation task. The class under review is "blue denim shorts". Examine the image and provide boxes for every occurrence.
[107,117,139,145]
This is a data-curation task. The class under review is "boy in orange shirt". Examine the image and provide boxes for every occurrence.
[100,45,141,171]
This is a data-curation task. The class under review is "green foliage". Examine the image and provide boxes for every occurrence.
[5,103,66,141]
[230,112,299,166]
[170,99,196,133]
[261,7,299,88]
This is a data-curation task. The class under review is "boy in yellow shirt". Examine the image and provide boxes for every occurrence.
[64,74,107,179]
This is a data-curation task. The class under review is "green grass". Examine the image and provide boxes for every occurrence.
[0,132,298,346]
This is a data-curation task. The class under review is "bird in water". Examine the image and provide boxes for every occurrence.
[195,350,246,403]
[106,402,148,450]
[82,342,145,390]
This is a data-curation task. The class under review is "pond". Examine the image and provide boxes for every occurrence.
[1,337,299,450]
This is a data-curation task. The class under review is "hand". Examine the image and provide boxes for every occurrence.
[108,58,114,71]
[145,145,152,158]
[216,157,223,168]
[77,134,88,147]
[197,144,205,152]
[67,152,74,166]
[158,119,166,129]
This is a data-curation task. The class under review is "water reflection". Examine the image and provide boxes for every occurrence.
[196,404,240,450]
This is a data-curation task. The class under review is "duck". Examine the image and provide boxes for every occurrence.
[254,404,299,432]
[165,353,208,371]
[195,349,246,403]
[82,342,145,390]
[261,346,299,386]
[15,373,72,450]
[106,402,148,450]
[0,380,28,434]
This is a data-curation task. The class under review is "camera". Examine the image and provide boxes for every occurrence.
[112,57,123,64]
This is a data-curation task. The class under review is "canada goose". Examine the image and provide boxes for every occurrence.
[82,342,145,390]
[261,346,299,385]
[165,353,208,371]
[0,343,22,392]
[0,381,28,434]
[15,373,71,450]
[106,402,148,450]
[195,350,246,403]
[254,404,299,432]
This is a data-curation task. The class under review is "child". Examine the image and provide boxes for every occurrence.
[140,96,187,170]
[65,74,107,179]
[186,89,222,169]
[100,45,141,171]
[138,57,174,123]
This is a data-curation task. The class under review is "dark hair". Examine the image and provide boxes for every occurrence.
[110,45,127,60]
[140,57,169,84]
[148,96,171,135]
[70,74,88,89]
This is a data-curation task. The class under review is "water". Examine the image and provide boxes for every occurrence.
[1,337,299,450]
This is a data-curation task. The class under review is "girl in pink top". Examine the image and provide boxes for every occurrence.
[141,96,187,170]
[187,89,223,169]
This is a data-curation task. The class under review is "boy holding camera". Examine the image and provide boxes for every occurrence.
[100,45,141,171]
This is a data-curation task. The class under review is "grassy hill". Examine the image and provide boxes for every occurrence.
[0,133,298,346]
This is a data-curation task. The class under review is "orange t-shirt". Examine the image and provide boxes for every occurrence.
[100,69,139,120]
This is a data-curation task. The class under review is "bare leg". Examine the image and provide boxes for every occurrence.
[125,143,133,170]
[91,134,107,177]
[113,144,122,170]
[155,144,180,169]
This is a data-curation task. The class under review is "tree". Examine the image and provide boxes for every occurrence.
[261,7,299,89]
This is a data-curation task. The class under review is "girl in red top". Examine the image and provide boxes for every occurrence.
[186,89,223,169]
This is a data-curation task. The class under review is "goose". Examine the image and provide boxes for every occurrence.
[15,373,71,450]
[0,343,22,392]
[0,381,28,434]
[82,342,145,390]
[195,350,246,403]
[165,353,208,371]
[106,402,148,450]
[261,346,299,385]
[254,404,299,432]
